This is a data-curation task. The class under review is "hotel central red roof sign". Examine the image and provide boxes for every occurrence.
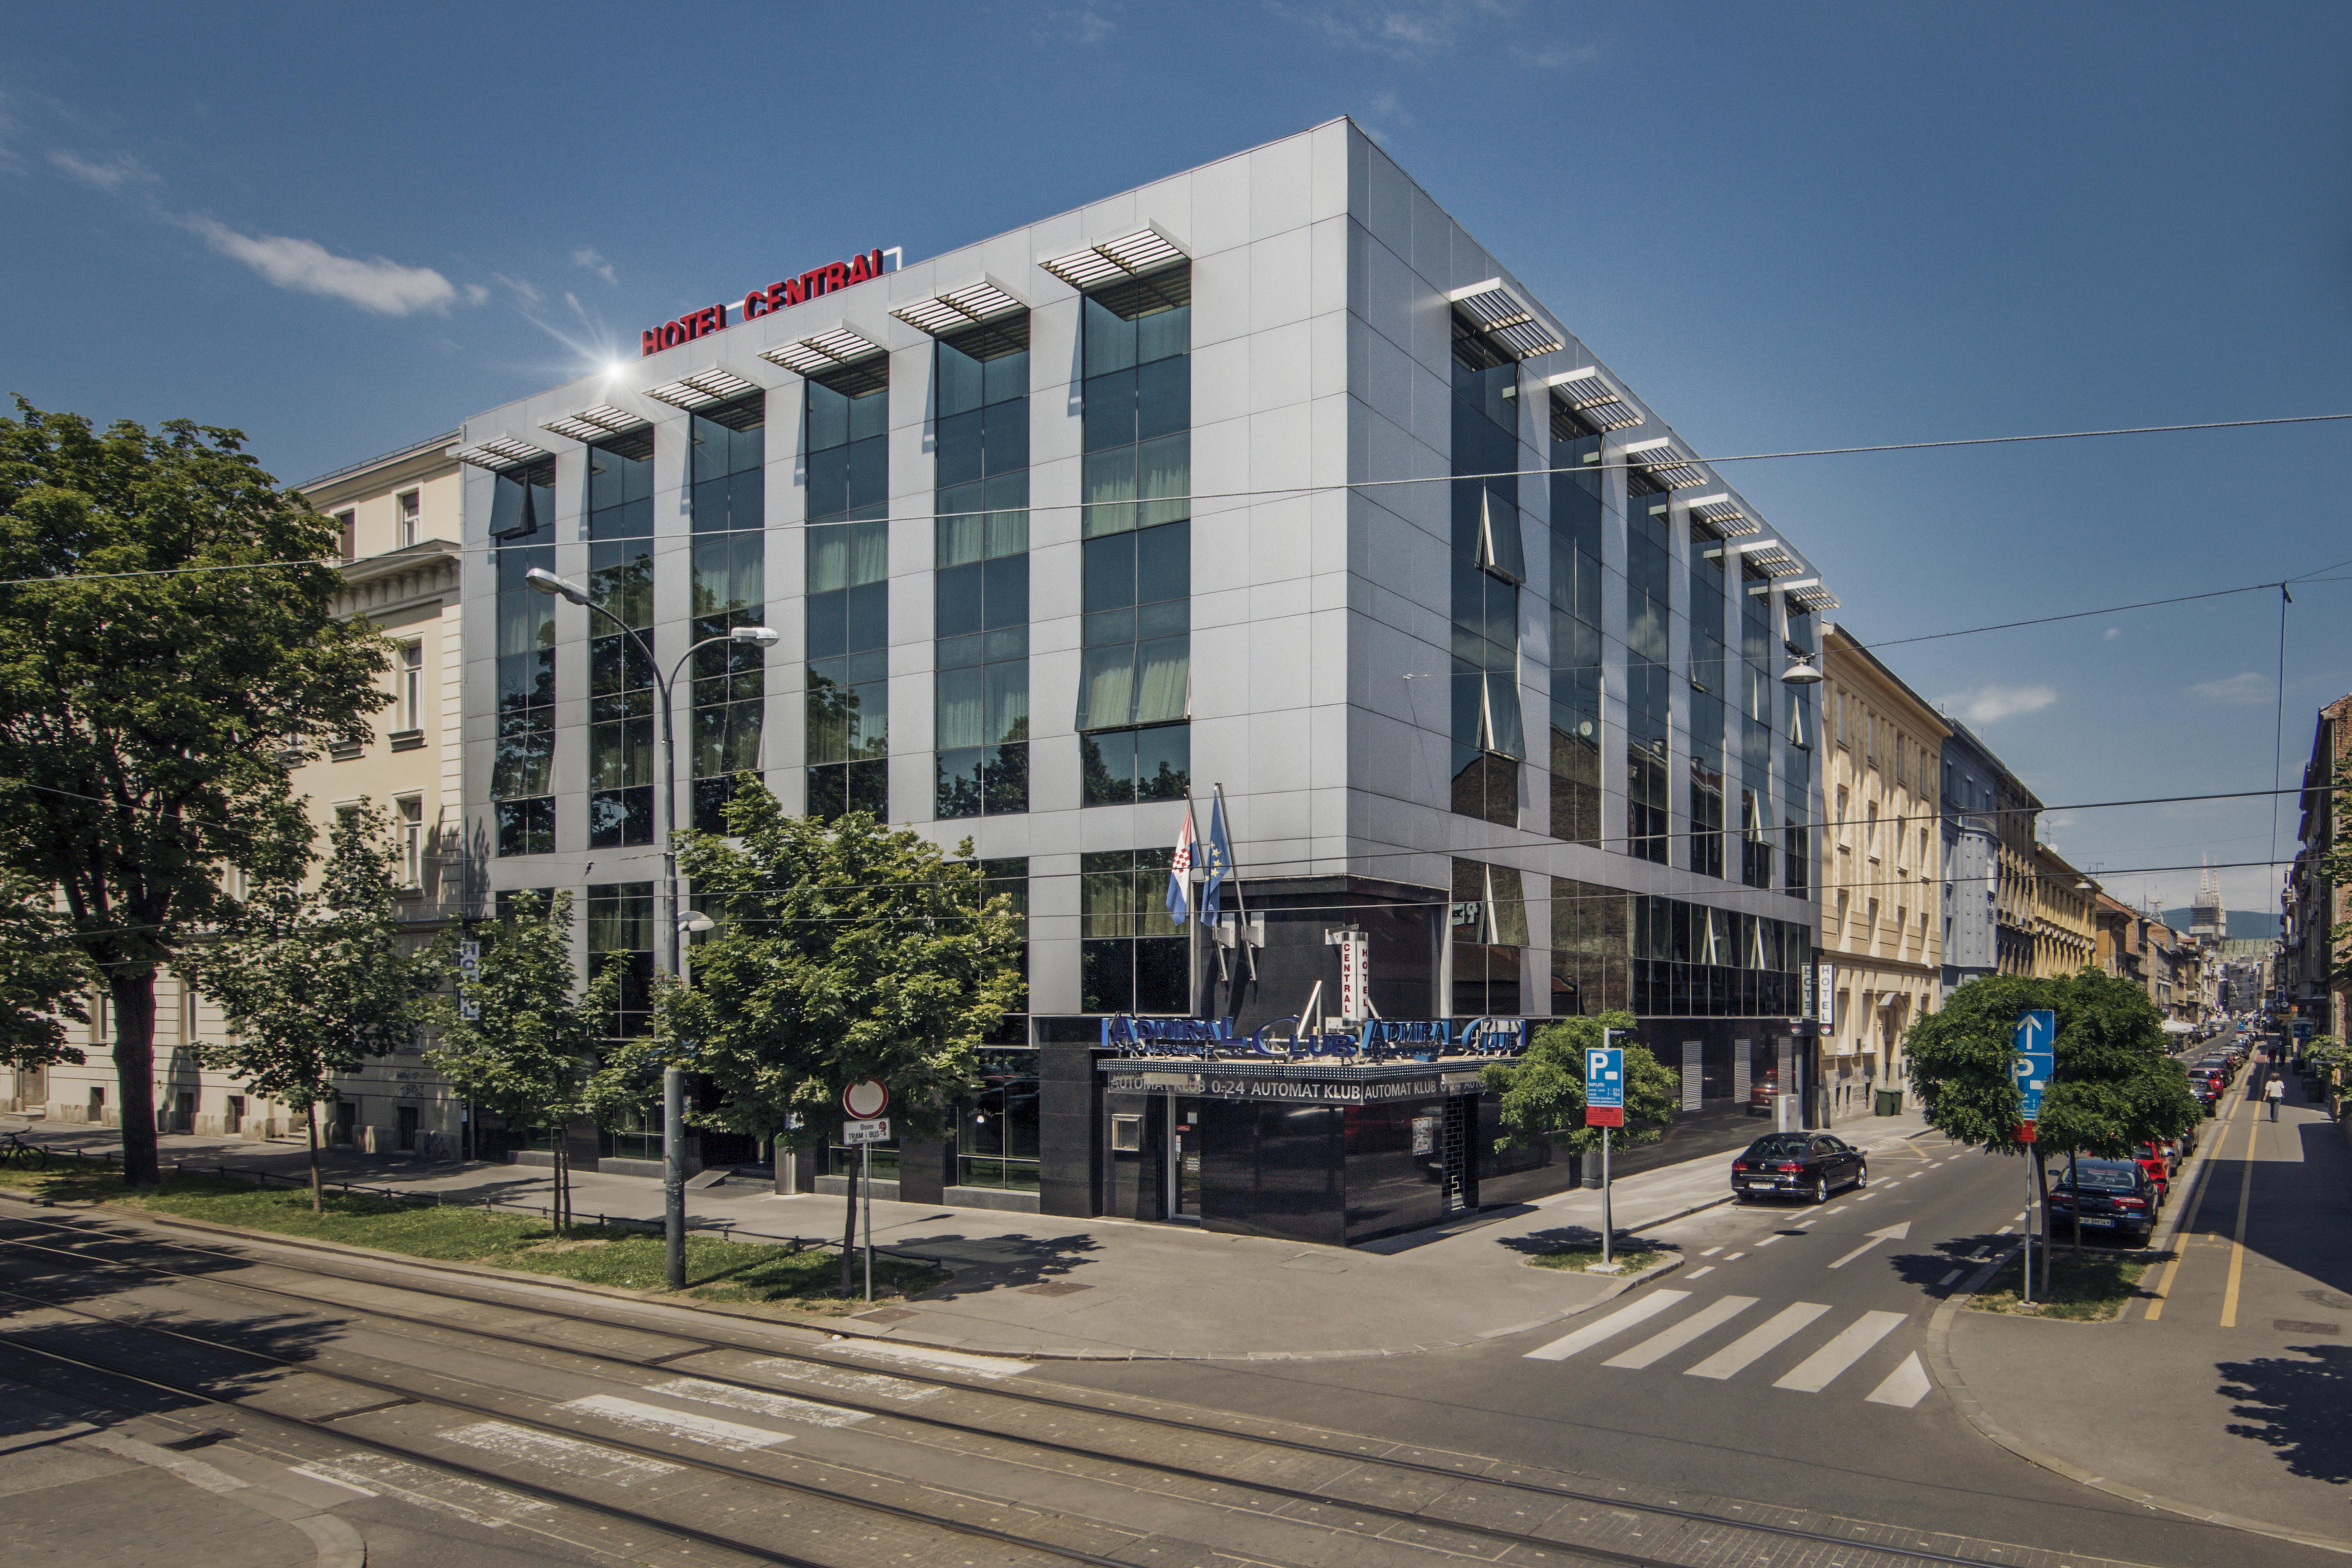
[640,247,889,358]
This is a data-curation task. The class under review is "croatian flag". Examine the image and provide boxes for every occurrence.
[1166,813,1195,925]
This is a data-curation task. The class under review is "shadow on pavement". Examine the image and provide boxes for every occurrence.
[879,1229,1105,1296]
[1494,1223,1676,1257]
[2221,1343,2352,1486]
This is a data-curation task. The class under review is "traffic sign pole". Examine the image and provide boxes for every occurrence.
[2013,1010,2054,1306]
[1585,1031,1628,1267]
[862,1142,873,1301]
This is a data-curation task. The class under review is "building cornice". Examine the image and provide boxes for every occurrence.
[334,539,460,622]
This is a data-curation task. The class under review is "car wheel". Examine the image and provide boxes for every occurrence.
[1811,1176,1829,1204]
[1854,1163,1869,1189]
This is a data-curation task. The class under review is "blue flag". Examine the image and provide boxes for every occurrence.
[1199,794,1234,927]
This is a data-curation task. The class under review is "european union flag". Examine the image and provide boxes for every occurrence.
[1199,794,1235,927]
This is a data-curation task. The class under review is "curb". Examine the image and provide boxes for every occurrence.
[1924,1208,2352,1557]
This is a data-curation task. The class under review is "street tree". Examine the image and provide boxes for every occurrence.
[0,871,89,1074]
[1483,1011,1681,1155]
[635,778,1025,1293]
[425,892,619,1232]
[192,804,429,1211]
[0,403,389,1184]
[1904,969,2200,1265]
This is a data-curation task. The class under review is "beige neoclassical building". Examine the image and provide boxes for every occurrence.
[27,433,469,1155]
[1818,626,1949,1104]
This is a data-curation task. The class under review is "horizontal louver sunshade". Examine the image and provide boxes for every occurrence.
[1038,226,1187,290]
[541,404,649,443]
[1448,278,1565,359]
[760,327,885,377]
[891,278,1025,336]
[1544,365,1643,431]
[449,434,548,469]
[642,368,759,410]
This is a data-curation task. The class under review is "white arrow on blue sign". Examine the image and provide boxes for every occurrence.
[2013,1009,2055,1121]
[1586,1047,1625,1110]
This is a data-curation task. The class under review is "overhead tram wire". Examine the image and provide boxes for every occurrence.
[5,408,2351,589]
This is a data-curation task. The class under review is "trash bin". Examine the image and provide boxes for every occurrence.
[1874,1088,1903,1117]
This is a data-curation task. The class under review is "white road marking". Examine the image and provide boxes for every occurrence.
[1855,1192,1878,1202]
[2011,1212,2027,1223]
[1828,1223,1911,1271]
[558,1395,795,1452]
[1937,1268,1964,1286]
[1996,1225,2014,1236]
[1700,1247,1722,1258]
[1906,1172,1925,1180]
[293,1456,553,1527]
[1823,1207,1849,1216]
[1773,1311,1908,1392]
[833,1341,1036,1379]
[1866,1352,1935,1408]
[749,1360,941,1403]
[1604,1296,1757,1369]
[1685,1303,1831,1380]
[1722,1252,1746,1261]
[1755,1235,1783,1247]
[1794,1219,1818,1229]
[1523,1291,1691,1361]
[648,1378,870,1428]
[1686,1266,1715,1279]
[444,1420,683,1482]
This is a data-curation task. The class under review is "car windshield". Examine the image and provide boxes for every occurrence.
[1743,1134,1811,1160]
[2065,1165,2140,1191]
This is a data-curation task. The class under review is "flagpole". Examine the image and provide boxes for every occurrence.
[1215,782,1252,992]
[1184,793,1202,1018]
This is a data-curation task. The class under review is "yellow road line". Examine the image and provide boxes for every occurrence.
[2146,1092,2240,1323]
[2219,1110,2260,1328]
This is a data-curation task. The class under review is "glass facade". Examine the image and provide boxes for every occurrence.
[1553,880,1810,1019]
[689,394,767,834]
[1548,395,1603,846]
[586,430,657,849]
[490,457,557,856]
[1783,604,1815,896]
[1625,474,1673,864]
[1079,848,1187,1013]
[1079,264,1192,805]
[804,356,890,821]
[1688,530,1728,880]
[1739,561,1776,889]
[975,857,1029,1040]
[935,314,1031,818]
[1450,314,1524,827]
[586,881,653,1041]
[1452,858,1528,1016]
[959,1047,1039,1192]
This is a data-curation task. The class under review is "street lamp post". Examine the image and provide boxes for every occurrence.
[527,566,778,1289]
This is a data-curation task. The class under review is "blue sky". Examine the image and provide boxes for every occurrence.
[5,1,2347,916]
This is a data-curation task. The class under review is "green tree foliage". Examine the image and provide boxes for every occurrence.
[0,872,89,1071]
[193,804,429,1211]
[640,779,1025,1292]
[1483,1011,1681,1154]
[424,892,622,1232]
[1904,969,2201,1260]
[0,403,390,1183]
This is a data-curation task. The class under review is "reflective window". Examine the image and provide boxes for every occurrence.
[936,314,1031,819]
[586,882,653,1040]
[490,457,557,856]
[690,394,767,833]
[805,359,889,821]
[1079,848,1187,1013]
[586,429,657,849]
[1452,314,1523,827]
[1548,394,1602,846]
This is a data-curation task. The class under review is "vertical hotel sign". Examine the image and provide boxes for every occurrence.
[641,247,891,356]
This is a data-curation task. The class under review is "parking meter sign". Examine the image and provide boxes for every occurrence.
[1586,1046,1625,1128]
[2013,1009,2055,1123]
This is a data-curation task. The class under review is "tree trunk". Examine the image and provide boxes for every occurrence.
[109,967,160,1187]
[554,1143,568,1236]
[840,1150,860,1296]
[306,1102,322,1214]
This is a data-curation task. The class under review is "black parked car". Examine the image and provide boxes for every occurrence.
[2046,1158,2158,1245]
[1731,1132,1867,1205]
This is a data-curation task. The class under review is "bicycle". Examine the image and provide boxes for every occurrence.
[0,1131,50,1169]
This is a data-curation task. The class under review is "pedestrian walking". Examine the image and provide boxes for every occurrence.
[2266,1074,2285,1121]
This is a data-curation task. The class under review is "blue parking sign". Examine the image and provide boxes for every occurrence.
[2013,1010,2055,1122]
[1586,1046,1624,1127]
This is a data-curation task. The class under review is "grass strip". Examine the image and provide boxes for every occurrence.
[1524,1243,1673,1274]
[0,1165,946,1310]
[1967,1246,2155,1321]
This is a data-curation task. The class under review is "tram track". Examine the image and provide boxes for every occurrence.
[0,1200,2160,1568]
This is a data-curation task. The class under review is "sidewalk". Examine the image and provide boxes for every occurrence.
[7,1107,1934,1360]
[1944,1058,2352,1551]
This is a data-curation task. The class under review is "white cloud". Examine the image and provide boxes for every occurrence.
[184,216,456,315]
[1038,3,1116,42]
[1939,683,2057,725]
[2188,671,2273,706]
[2103,626,2120,640]
[48,149,150,191]
[464,283,490,305]
[492,273,543,306]
[1280,0,1515,60]
[571,247,617,284]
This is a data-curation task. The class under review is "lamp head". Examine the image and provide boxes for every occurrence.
[678,911,715,934]
[731,625,782,648]
[1780,656,1824,686]
[524,566,589,605]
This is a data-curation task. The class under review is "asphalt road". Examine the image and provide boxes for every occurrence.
[1049,1022,2337,1568]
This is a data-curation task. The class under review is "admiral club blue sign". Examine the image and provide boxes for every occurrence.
[1100,1015,1527,1062]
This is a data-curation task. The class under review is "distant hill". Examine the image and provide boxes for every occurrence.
[2162,909,2281,940]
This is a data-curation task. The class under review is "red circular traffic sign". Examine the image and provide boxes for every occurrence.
[842,1080,889,1119]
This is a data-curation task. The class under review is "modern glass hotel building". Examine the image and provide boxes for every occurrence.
[452,118,1833,1243]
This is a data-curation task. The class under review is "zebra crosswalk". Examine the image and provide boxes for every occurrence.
[1523,1292,1932,1408]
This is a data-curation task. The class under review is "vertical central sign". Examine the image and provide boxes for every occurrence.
[1585,1046,1625,1127]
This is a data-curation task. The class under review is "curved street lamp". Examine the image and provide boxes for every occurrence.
[527,565,778,1287]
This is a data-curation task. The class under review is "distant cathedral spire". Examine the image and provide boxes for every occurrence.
[2191,859,2224,939]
